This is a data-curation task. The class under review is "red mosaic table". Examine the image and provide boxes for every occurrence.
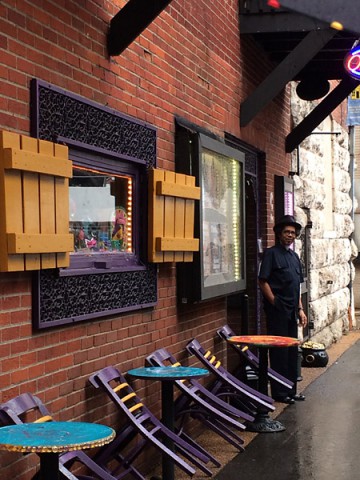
[228,335,300,433]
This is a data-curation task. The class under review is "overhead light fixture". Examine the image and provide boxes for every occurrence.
[296,78,330,101]
[330,21,344,31]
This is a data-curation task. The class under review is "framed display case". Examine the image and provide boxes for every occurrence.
[275,175,295,250]
[176,129,246,302]
[274,175,294,220]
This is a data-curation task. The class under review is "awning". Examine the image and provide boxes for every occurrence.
[276,1,360,35]
[240,1,360,151]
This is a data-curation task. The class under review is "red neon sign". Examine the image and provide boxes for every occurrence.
[344,46,360,79]
[267,0,281,7]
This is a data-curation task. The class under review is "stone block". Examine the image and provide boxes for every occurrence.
[333,193,353,214]
[333,165,351,193]
[333,213,354,235]
[302,178,326,209]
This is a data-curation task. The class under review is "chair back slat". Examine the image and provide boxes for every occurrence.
[113,383,129,393]
[33,415,53,423]
[128,403,144,414]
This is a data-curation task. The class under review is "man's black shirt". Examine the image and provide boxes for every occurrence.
[259,244,303,317]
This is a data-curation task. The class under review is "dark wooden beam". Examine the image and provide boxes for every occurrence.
[240,28,336,127]
[107,0,173,56]
[285,76,360,153]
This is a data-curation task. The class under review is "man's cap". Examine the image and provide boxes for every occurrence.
[273,215,302,233]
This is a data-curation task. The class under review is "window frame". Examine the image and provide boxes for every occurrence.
[198,134,246,299]
[31,78,157,329]
[176,124,246,302]
[59,142,146,277]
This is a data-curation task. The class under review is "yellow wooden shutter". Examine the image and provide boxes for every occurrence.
[148,169,200,263]
[0,130,73,271]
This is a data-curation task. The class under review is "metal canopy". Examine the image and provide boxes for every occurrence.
[239,1,360,151]
[277,0,360,36]
[285,76,359,153]
[240,28,337,128]
[107,0,173,56]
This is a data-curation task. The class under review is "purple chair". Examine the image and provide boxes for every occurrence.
[186,338,275,415]
[217,324,294,390]
[146,348,253,454]
[89,366,212,478]
[0,392,123,480]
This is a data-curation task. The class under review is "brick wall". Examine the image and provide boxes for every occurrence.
[0,1,291,477]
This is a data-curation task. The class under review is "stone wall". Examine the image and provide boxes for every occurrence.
[291,84,357,347]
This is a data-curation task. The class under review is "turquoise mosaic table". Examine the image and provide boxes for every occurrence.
[128,366,209,480]
[0,421,115,479]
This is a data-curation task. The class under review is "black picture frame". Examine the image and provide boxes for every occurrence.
[176,129,246,303]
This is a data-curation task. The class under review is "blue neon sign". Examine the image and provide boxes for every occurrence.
[344,46,360,79]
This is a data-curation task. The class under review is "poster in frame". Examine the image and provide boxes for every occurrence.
[177,131,246,302]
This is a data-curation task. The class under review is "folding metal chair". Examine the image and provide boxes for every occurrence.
[89,366,212,478]
[0,392,121,480]
[146,348,253,454]
[186,338,275,416]
[217,324,294,390]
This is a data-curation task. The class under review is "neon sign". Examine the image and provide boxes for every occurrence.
[344,46,360,79]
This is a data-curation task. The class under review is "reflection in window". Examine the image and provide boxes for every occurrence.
[69,166,133,255]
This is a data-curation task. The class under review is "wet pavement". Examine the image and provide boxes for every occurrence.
[214,339,360,480]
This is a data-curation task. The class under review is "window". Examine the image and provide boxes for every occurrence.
[60,147,144,276]
[70,167,132,253]
[31,79,157,328]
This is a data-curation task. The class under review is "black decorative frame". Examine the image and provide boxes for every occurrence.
[31,79,157,329]
[176,121,246,302]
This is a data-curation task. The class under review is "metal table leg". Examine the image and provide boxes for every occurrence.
[40,452,60,480]
[161,381,175,480]
[246,348,286,433]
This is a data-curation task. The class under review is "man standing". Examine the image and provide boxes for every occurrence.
[258,215,307,404]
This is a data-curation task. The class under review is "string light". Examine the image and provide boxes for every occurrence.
[231,159,241,281]
[126,178,133,252]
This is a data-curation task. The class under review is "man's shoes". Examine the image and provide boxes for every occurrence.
[274,396,295,405]
[292,393,306,401]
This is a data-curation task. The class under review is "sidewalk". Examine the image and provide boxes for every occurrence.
[171,330,360,480]
[214,331,360,479]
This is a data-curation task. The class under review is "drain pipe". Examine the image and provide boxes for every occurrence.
[349,126,355,329]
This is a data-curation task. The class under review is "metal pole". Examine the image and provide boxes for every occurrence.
[241,294,249,335]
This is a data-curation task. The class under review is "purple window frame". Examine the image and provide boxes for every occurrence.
[30,79,157,329]
[61,142,145,276]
